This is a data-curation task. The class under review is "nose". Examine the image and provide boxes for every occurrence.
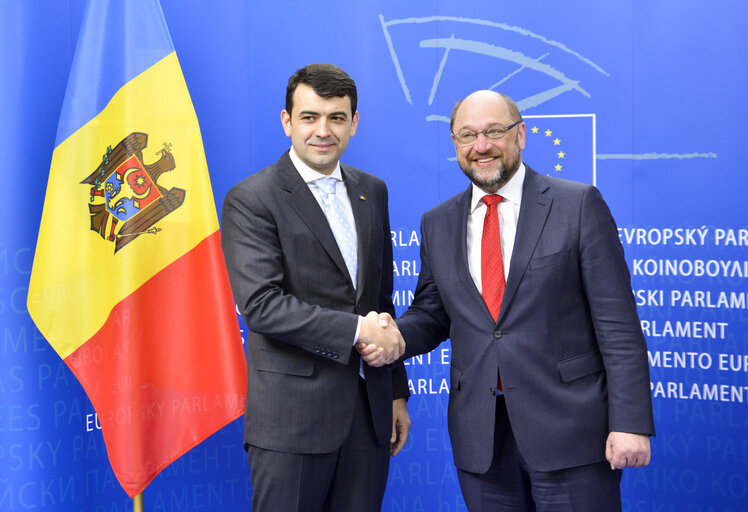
[314,119,331,138]
[472,132,492,152]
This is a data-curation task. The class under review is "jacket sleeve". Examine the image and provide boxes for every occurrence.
[398,214,451,360]
[579,186,655,436]
[221,181,359,363]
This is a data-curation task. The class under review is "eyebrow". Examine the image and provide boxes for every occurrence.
[297,110,349,119]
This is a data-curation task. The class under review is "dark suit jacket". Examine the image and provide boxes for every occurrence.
[398,166,654,473]
[221,151,408,454]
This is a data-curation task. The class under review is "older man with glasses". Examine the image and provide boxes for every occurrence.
[364,90,654,512]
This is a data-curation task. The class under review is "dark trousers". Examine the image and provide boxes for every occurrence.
[457,396,622,512]
[247,379,390,512]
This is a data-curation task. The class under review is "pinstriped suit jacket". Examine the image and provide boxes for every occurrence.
[221,151,408,454]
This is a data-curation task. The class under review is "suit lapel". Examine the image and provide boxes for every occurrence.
[499,166,552,322]
[452,186,496,324]
[342,166,370,297]
[277,153,352,286]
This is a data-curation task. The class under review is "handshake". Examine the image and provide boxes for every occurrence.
[355,311,405,367]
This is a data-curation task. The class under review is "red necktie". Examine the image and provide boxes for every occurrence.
[482,195,506,392]
[481,195,505,323]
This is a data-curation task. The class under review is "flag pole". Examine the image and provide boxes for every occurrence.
[134,492,144,512]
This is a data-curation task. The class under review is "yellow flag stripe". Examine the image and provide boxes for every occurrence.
[28,52,219,357]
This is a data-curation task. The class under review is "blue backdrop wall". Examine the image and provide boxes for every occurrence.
[2,1,746,511]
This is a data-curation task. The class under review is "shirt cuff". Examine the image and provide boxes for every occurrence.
[353,315,362,345]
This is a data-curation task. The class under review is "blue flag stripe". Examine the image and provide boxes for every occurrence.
[54,0,174,147]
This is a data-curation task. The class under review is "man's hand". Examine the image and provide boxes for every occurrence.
[356,312,404,366]
[605,432,651,469]
[391,398,411,456]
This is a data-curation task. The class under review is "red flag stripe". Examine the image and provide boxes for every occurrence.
[64,231,246,496]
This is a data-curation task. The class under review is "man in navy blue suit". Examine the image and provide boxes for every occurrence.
[362,90,654,511]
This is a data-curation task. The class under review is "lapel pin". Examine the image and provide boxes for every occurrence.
[359,195,366,201]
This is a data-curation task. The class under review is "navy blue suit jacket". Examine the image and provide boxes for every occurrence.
[398,166,654,473]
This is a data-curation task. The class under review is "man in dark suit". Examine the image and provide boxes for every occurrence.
[363,90,654,511]
[221,63,410,512]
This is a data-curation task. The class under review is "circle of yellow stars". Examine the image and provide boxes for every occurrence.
[530,125,565,172]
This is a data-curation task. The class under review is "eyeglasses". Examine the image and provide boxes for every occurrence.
[452,121,521,146]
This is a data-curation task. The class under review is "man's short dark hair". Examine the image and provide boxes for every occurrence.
[285,63,358,116]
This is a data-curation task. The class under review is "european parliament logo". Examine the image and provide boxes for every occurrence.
[379,15,605,187]
[379,15,607,110]
[378,13,715,182]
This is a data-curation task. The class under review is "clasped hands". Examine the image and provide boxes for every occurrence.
[355,312,404,366]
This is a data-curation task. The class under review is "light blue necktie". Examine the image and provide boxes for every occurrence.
[314,177,358,287]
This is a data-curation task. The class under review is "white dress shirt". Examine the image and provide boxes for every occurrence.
[289,147,357,238]
[466,163,526,293]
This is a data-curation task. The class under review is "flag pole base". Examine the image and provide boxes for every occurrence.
[134,492,144,512]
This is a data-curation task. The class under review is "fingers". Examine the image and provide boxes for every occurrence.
[356,341,385,364]
[355,342,378,356]
[391,399,411,456]
[391,431,405,455]
[378,312,392,327]
[390,419,411,456]
[390,422,399,455]
[605,438,615,470]
[366,355,386,367]
[356,342,386,366]
[606,432,651,470]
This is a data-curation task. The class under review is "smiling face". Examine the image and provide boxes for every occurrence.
[281,83,358,175]
[452,91,525,193]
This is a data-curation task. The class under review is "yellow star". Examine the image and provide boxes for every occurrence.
[544,129,552,137]
[555,164,562,171]
[531,126,539,134]
[553,138,561,145]
[557,151,565,158]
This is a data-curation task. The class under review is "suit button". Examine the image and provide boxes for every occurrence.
[333,353,339,359]
[493,330,502,339]
[489,387,496,395]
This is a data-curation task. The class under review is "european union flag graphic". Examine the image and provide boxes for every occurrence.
[523,114,596,186]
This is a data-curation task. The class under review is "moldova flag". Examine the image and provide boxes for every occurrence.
[27,0,247,498]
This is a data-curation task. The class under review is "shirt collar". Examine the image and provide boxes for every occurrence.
[470,162,526,213]
[289,146,343,183]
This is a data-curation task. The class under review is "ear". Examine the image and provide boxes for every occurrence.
[281,110,292,137]
[349,110,359,137]
[517,122,526,150]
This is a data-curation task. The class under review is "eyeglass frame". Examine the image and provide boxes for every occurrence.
[451,121,522,146]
